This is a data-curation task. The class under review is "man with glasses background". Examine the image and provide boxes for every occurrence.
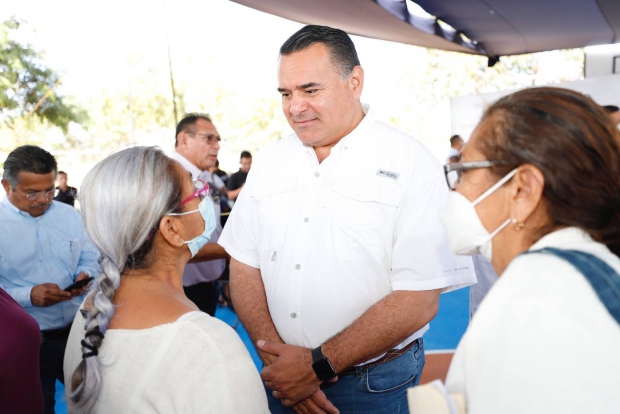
[172,113,230,316]
[0,145,100,413]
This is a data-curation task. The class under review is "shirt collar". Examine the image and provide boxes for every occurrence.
[299,103,375,154]
[1,194,54,219]
[529,227,594,251]
[172,151,203,179]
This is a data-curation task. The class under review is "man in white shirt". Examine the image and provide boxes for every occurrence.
[218,25,476,413]
[172,113,229,316]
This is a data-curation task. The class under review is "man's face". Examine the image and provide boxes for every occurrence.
[454,138,464,151]
[240,157,252,173]
[610,111,620,126]
[2,171,56,217]
[278,43,363,148]
[177,118,221,171]
[58,173,68,188]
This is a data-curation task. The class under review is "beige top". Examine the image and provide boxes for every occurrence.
[64,310,268,413]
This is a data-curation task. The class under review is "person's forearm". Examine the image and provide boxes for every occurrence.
[322,289,440,373]
[227,185,244,200]
[230,258,283,365]
[189,243,230,263]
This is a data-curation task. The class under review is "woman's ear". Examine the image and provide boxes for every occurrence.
[508,164,545,223]
[158,216,186,248]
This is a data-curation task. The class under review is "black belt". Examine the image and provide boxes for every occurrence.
[41,324,72,341]
[338,338,421,376]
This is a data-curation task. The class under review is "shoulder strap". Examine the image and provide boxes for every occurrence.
[524,247,620,325]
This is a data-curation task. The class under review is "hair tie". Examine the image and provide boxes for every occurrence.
[82,330,105,359]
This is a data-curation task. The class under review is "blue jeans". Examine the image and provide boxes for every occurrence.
[268,339,425,414]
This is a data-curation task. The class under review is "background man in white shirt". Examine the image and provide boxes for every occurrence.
[446,134,463,163]
[172,113,229,316]
[219,25,475,413]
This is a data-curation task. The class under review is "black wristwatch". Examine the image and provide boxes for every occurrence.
[311,346,337,381]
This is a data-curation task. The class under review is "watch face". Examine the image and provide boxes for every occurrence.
[313,358,336,381]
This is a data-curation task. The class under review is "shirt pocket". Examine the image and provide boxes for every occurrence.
[53,238,81,274]
[324,180,402,264]
[251,179,296,253]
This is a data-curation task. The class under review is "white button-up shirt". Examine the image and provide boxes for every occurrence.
[219,106,476,360]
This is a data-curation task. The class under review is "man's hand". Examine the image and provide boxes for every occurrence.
[70,272,92,296]
[291,390,340,414]
[31,283,72,307]
[258,340,324,405]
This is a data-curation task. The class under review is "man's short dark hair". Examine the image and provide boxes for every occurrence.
[2,145,57,188]
[603,105,619,114]
[175,113,213,147]
[240,151,252,159]
[58,171,67,176]
[280,25,360,78]
[450,135,462,146]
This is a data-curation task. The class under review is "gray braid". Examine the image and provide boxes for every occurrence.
[67,146,183,412]
[69,257,120,412]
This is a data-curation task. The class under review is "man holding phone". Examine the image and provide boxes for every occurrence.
[0,145,100,414]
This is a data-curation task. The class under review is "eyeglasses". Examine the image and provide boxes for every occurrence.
[186,131,222,145]
[180,179,209,206]
[17,188,56,201]
[444,160,505,190]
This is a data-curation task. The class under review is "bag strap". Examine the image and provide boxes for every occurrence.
[523,247,620,325]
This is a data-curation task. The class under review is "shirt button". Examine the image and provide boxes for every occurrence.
[314,172,320,177]
[295,264,301,270]
[291,312,297,319]
[304,217,309,223]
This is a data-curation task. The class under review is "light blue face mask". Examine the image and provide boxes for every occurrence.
[167,197,217,258]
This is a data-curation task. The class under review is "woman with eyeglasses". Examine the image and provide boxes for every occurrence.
[63,147,268,413]
[411,87,620,413]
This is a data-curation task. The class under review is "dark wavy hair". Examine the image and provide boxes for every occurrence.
[280,25,360,78]
[478,87,620,256]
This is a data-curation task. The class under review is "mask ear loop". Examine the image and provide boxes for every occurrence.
[472,168,518,207]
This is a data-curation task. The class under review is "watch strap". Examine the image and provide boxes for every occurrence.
[311,346,337,380]
[311,345,325,363]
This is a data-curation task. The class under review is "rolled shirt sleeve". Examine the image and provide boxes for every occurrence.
[390,162,476,292]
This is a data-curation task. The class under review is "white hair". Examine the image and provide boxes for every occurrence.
[68,146,183,412]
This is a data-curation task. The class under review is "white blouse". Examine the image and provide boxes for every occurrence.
[445,227,620,413]
[64,311,268,413]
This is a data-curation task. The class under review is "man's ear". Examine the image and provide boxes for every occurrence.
[176,131,187,148]
[508,164,545,224]
[158,216,186,248]
[349,66,364,99]
[1,179,10,195]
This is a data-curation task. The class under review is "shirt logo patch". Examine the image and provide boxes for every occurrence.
[376,169,400,181]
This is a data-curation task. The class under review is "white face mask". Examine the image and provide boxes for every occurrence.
[440,168,518,261]
[167,197,216,258]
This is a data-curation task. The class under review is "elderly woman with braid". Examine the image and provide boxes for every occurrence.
[63,147,268,413]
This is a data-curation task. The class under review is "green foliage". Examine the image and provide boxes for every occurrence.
[0,17,85,133]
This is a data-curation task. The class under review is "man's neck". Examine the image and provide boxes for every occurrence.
[59,185,68,191]
[313,105,366,163]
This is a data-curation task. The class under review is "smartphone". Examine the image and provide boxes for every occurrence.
[64,277,94,292]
